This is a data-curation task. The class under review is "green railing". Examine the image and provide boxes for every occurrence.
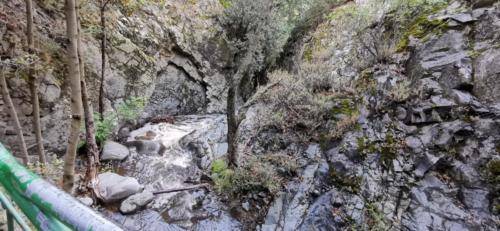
[0,143,122,231]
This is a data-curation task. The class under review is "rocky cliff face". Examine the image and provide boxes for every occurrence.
[0,0,227,155]
[238,0,500,230]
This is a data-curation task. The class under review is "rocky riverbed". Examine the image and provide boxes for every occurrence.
[97,115,241,230]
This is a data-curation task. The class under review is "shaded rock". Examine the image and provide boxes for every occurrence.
[97,173,143,203]
[474,48,500,103]
[419,78,444,96]
[120,190,155,214]
[102,141,130,161]
[414,153,441,177]
[143,64,206,117]
[451,90,474,105]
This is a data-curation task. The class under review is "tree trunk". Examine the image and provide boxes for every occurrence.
[0,69,30,165]
[76,4,100,193]
[226,77,238,168]
[63,0,84,193]
[98,0,107,117]
[25,0,46,164]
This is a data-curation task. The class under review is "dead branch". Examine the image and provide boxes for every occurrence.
[153,183,210,195]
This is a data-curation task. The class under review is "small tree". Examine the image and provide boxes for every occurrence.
[76,1,100,193]
[0,63,29,165]
[63,0,84,193]
[220,0,284,167]
[98,0,113,117]
[25,0,47,164]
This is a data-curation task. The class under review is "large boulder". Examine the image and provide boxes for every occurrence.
[97,173,143,203]
[101,141,130,161]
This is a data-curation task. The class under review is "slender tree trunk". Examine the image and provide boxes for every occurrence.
[98,0,107,117]
[25,0,46,164]
[226,77,238,168]
[76,3,100,192]
[63,0,84,193]
[0,69,30,165]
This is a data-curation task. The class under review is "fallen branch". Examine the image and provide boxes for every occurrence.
[153,183,210,195]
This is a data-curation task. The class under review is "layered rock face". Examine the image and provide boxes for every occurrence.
[239,1,500,230]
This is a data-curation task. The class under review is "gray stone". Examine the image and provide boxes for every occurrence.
[242,201,250,212]
[396,107,407,120]
[459,188,489,210]
[143,64,206,117]
[406,136,423,153]
[474,49,500,103]
[97,172,143,203]
[305,143,321,159]
[430,95,456,108]
[451,90,474,105]
[102,141,130,161]
[419,78,444,96]
[120,190,155,214]
[77,196,93,207]
[447,13,477,23]
[415,153,440,177]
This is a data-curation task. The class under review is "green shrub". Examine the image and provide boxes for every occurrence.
[211,158,281,196]
[95,112,117,145]
[219,0,232,8]
[117,97,146,123]
[90,96,145,144]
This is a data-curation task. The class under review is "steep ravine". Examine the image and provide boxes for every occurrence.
[0,0,499,230]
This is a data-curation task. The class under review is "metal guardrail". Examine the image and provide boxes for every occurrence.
[0,143,123,231]
[0,190,32,231]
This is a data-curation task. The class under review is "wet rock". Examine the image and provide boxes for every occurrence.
[97,173,143,203]
[102,141,130,161]
[120,190,155,214]
[126,140,165,155]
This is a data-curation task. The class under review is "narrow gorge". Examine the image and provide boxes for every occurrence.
[0,0,499,230]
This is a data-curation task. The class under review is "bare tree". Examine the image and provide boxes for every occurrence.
[63,0,84,193]
[25,0,46,164]
[98,0,112,117]
[0,65,30,165]
[76,1,100,193]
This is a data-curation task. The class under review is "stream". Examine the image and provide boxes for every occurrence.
[100,115,242,230]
